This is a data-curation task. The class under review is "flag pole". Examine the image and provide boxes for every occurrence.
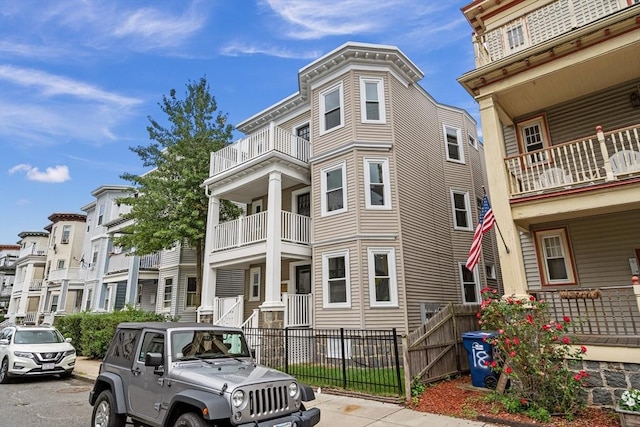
[483,187,510,254]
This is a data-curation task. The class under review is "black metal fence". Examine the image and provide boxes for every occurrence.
[243,327,403,397]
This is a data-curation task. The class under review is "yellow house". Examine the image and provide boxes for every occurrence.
[458,0,640,406]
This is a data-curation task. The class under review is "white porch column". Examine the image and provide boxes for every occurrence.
[199,194,220,319]
[479,95,529,297]
[261,171,284,311]
[125,255,139,306]
[17,263,34,315]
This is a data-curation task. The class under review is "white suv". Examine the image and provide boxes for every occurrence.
[0,324,76,383]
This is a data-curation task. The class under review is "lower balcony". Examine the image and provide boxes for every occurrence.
[106,252,160,274]
[529,283,640,348]
[47,267,87,282]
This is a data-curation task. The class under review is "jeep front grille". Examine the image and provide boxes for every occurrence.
[249,385,289,416]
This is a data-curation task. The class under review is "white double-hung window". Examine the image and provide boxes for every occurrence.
[322,250,350,308]
[321,162,347,216]
[320,82,344,134]
[364,158,391,209]
[367,248,397,307]
[444,125,464,163]
[360,77,385,123]
[451,190,472,231]
[534,228,576,286]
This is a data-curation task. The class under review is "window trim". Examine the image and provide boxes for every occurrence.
[249,266,261,302]
[516,114,552,168]
[322,249,351,308]
[468,133,478,150]
[185,276,198,309]
[450,190,473,231]
[163,277,173,311]
[459,263,480,305]
[367,247,398,308]
[319,82,344,135]
[503,18,528,53]
[97,204,105,225]
[533,227,577,286]
[320,161,347,217]
[359,76,386,124]
[443,125,465,164]
[363,158,391,210]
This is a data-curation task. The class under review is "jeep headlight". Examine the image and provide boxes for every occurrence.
[288,382,299,398]
[232,390,245,407]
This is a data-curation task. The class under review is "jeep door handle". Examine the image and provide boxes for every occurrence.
[132,368,142,376]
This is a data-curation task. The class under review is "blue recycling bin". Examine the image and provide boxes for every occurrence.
[462,331,498,389]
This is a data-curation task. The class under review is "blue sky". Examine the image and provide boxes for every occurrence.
[0,0,478,243]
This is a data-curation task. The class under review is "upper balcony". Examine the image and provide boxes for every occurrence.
[210,123,310,178]
[106,252,160,275]
[471,0,633,68]
[47,267,87,283]
[18,245,47,259]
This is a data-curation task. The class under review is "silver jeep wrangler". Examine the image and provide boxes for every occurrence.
[89,322,320,427]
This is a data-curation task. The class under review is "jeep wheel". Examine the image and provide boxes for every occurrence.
[174,412,208,427]
[92,389,125,427]
[0,358,9,384]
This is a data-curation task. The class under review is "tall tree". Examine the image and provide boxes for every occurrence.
[117,77,242,306]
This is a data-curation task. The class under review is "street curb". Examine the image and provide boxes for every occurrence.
[71,373,95,384]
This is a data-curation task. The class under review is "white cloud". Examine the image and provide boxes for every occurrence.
[220,42,321,59]
[8,164,71,183]
[0,66,141,107]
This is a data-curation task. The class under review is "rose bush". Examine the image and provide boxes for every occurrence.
[477,287,589,420]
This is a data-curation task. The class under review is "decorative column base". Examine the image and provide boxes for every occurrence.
[261,309,284,329]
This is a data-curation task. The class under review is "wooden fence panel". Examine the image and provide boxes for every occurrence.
[403,303,481,396]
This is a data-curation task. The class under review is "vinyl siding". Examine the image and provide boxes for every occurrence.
[391,77,485,330]
[279,111,311,135]
[311,73,355,156]
[523,210,640,290]
[352,70,393,142]
[312,241,362,329]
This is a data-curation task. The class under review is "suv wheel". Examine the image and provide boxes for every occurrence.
[92,389,126,427]
[174,412,208,427]
[0,358,9,384]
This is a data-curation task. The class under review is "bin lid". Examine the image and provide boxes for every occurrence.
[462,331,496,339]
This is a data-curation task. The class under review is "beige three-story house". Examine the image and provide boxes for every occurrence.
[458,0,639,404]
[197,42,502,334]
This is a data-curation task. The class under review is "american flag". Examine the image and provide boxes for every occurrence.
[465,195,495,271]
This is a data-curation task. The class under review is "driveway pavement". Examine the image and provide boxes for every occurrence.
[74,357,497,426]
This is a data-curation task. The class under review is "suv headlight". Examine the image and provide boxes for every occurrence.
[288,382,299,398]
[232,390,245,407]
[63,349,76,357]
[14,351,34,359]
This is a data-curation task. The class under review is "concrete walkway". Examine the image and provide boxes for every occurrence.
[74,357,497,426]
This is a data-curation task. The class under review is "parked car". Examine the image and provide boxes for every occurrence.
[0,324,76,382]
[89,322,321,427]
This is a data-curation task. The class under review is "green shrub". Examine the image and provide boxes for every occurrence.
[56,306,173,359]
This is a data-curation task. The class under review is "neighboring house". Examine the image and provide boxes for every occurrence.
[40,213,87,324]
[6,231,49,325]
[82,185,243,322]
[458,0,639,404]
[199,42,501,334]
[0,245,20,316]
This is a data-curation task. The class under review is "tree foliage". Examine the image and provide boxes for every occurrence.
[116,77,242,301]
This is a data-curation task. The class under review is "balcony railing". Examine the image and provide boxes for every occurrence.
[529,285,640,339]
[213,296,244,327]
[473,0,630,67]
[28,280,43,291]
[18,245,47,259]
[107,252,160,274]
[211,211,311,252]
[283,293,313,327]
[47,267,87,282]
[210,123,310,176]
[505,124,640,197]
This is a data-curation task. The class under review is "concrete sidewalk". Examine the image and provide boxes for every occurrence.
[74,357,497,427]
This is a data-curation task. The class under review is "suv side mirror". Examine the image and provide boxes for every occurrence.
[65,337,73,343]
[145,352,163,368]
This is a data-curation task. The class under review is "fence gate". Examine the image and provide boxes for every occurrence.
[402,303,480,398]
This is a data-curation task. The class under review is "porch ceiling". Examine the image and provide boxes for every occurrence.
[511,181,640,230]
